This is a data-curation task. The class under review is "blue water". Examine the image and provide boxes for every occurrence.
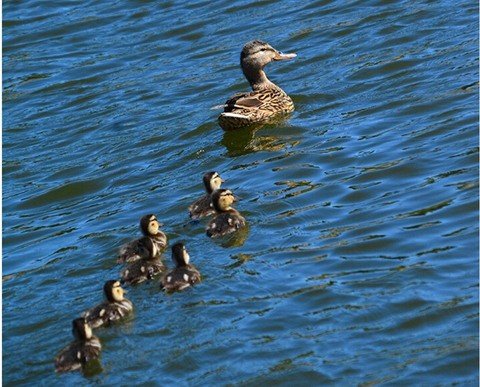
[3,0,479,385]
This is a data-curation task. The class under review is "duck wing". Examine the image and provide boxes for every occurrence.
[224,92,263,112]
[121,258,166,285]
[206,213,246,237]
[161,266,201,292]
[189,194,214,219]
[118,237,150,263]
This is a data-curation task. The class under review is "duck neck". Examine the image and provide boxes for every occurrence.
[242,66,274,90]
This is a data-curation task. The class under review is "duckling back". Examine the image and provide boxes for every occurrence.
[54,337,102,372]
[188,194,215,219]
[82,299,133,329]
[206,210,246,237]
[161,265,201,292]
[121,257,166,285]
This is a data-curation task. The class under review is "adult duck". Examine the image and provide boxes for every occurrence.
[218,40,296,131]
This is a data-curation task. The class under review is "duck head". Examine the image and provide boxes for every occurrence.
[104,280,125,302]
[171,242,190,267]
[240,40,296,88]
[211,188,236,213]
[72,318,92,341]
[140,214,162,236]
[203,171,224,194]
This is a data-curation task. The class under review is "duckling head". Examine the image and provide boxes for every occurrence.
[140,214,162,236]
[72,318,92,341]
[203,171,224,194]
[240,40,296,87]
[172,242,190,267]
[104,280,125,302]
[211,188,236,213]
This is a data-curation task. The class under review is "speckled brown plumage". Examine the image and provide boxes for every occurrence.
[219,40,296,130]
[120,257,166,285]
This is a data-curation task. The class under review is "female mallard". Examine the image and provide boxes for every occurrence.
[206,189,246,237]
[188,171,224,219]
[218,40,296,131]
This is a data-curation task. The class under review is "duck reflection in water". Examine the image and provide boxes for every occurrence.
[221,120,299,158]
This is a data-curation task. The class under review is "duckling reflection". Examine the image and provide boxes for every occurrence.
[218,222,250,248]
[81,280,133,328]
[54,318,102,373]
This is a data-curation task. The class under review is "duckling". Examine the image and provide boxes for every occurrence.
[81,280,133,328]
[161,243,201,292]
[120,237,166,285]
[218,40,297,131]
[206,189,246,237]
[188,171,224,219]
[54,318,101,373]
[118,214,167,263]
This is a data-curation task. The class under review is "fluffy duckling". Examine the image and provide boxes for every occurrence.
[206,189,246,237]
[188,171,224,219]
[120,237,166,285]
[118,214,167,263]
[54,318,101,373]
[218,40,297,130]
[81,280,133,328]
[161,243,201,292]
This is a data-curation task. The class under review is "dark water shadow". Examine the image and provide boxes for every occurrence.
[209,223,250,248]
[221,117,293,157]
[82,358,103,377]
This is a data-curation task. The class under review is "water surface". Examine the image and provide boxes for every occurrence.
[3,0,479,385]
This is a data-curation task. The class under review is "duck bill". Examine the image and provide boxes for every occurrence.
[274,51,297,61]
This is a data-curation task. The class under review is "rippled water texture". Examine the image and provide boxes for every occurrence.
[3,0,479,384]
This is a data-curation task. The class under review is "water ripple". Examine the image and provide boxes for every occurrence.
[3,0,478,385]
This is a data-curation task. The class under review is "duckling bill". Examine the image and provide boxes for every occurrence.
[206,189,246,238]
[218,40,296,130]
[54,318,101,373]
[161,243,201,292]
[81,280,133,328]
[189,171,224,219]
[118,214,167,263]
